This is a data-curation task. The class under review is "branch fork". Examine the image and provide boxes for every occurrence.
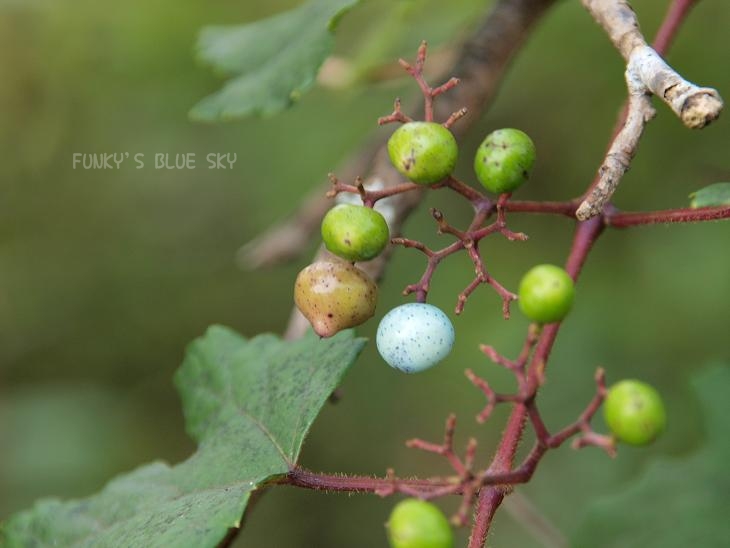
[577,0,724,220]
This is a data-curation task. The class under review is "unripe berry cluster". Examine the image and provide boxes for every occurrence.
[295,68,546,372]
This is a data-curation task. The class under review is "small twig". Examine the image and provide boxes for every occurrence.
[443,107,469,129]
[495,194,529,241]
[605,204,730,227]
[405,415,484,524]
[480,323,540,375]
[576,91,655,220]
[465,369,523,423]
[406,414,475,479]
[577,0,723,219]
[505,199,578,217]
[469,325,540,421]
[397,41,462,123]
[458,243,518,318]
[326,172,421,207]
[390,238,459,302]
[394,196,526,316]
[378,97,414,125]
[390,237,435,257]
[431,208,468,240]
[545,369,613,453]
[445,176,488,203]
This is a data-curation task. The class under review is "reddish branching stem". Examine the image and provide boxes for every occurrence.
[465,369,523,423]
[285,467,460,496]
[406,414,473,478]
[378,97,414,126]
[606,204,730,227]
[444,107,469,129]
[391,196,527,316]
[326,173,420,208]
[394,41,464,123]
[287,367,610,526]
[469,214,605,547]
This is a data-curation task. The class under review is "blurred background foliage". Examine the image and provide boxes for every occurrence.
[0,0,728,546]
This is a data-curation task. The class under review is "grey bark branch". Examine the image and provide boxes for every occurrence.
[577,0,723,220]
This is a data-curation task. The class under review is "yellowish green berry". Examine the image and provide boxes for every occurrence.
[518,264,575,324]
[604,380,666,446]
[321,204,389,262]
[474,128,536,194]
[294,260,377,338]
[387,498,453,548]
[387,122,458,184]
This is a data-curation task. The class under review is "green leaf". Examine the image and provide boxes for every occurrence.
[572,365,730,548]
[190,0,359,121]
[1,326,366,547]
[689,182,730,208]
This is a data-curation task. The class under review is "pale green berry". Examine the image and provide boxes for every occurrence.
[474,128,536,194]
[518,264,575,324]
[387,122,458,184]
[604,380,666,446]
[321,204,389,262]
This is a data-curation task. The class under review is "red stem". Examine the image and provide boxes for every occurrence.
[506,199,578,217]
[606,205,730,227]
[286,468,459,494]
[652,0,699,54]
[468,488,506,548]
[469,216,605,543]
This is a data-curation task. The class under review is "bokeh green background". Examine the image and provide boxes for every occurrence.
[1,0,728,546]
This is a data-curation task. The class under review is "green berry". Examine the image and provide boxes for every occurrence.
[387,498,454,548]
[321,204,389,262]
[474,128,536,194]
[518,264,575,324]
[294,260,377,338]
[603,380,666,446]
[387,122,458,184]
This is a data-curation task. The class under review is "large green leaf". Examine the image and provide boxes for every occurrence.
[190,0,359,121]
[1,326,366,547]
[689,182,730,208]
[572,365,730,548]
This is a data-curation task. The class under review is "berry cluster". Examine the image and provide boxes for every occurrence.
[291,43,667,542]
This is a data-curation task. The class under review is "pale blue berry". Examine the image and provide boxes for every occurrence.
[376,303,455,373]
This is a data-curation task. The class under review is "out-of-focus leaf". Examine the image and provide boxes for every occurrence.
[190,0,359,121]
[0,326,366,547]
[572,365,730,548]
[689,182,730,208]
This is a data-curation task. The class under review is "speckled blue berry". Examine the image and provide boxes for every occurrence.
[376,303,455,373]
